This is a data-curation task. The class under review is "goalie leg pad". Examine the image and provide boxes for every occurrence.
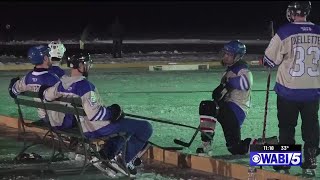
[200,115,217,134]
[199,100,219,117]
[200,132,215,142]
[199,100,218,142]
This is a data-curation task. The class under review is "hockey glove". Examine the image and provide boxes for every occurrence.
[211,83,226,101]
[38,85,51,100]
[109,104,125,123]
[8,77,20,98]
[199,100,219,117]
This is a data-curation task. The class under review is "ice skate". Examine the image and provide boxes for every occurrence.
[196,141,213,156]
[255,136,278,145]
[301,148,317,178]
[90,156,117,178]
[302,169,316,177]
[109,154,138,178]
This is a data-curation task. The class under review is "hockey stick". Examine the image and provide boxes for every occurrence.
[262,20,274,143]
[173,126,214,148]
[125,113,198,130]
[262,68,271,143]
[173,125,200,147]
[125,113,210,148]
[101,89,275,94]
[260,68,271,171]
[260,21,274,170]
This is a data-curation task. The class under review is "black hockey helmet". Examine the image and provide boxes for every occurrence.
[67,52,92,69]
[286,1,311,22]
[67,52,92,77]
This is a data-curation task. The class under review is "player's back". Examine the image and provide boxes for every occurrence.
[48,65,65,78]
[25,71,58,90]
[273,22,320,101]
[47,76,111,137]
[13,69,59,94]
[13,68,60,119]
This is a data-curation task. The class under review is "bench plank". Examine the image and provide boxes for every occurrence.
[20,91,82,106]
[16,98,86,116]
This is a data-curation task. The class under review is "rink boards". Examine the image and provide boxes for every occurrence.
[149,63,210,71]
[0,62,215,71]
[0,115,304,180]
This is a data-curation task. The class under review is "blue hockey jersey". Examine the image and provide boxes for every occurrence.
[12,68,60,119]
[264,22,320,102]
[48,65,65,78]
[43,76,114,137]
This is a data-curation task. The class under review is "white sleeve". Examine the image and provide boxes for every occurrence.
[43,82,62,102]
[12,76,28,95]
[264,34,284,66]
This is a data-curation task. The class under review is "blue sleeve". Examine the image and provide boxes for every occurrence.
[75,80,96,97]
[227,75,250,91]
[90,106,113,121]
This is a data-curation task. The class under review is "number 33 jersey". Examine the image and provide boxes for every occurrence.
[264,22,320,102]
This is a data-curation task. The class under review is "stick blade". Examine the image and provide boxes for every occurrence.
[161,146,184,151]
[173,139,191,147]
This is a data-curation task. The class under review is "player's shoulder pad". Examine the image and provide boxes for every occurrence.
[276,23,294,41]
[24,70,34,79]
[228,61,249,75]
[75,79,96,97]
[45,72,60,86]
[277,22,320,41]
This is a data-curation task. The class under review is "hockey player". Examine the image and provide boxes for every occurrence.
[38,53,152,177]
[262,1,319,174]
[48,40,66,78]
[197,40,278,155]
[8,45,60,123]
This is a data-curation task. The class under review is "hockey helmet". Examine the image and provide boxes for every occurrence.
[28,45,51,65]
[286,1,311,22]
[67,53,92,69]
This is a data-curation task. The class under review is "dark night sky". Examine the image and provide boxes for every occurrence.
[1,1,320,39]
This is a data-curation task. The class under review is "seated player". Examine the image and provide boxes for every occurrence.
[39,53,153,177]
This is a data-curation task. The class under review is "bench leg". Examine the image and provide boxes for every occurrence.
[50,133,71,161]
[15,130,66,166]
[79,140,113,175]
[14,129,50,162]
[118,135,131,176]
[72,139,89,175]
[48,131,60,164]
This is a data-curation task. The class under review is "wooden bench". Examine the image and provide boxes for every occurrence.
[13,91,131,176]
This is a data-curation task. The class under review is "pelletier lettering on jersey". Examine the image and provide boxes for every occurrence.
[291,35,320,45]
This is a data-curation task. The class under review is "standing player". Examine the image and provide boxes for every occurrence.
[48,40,66,78]
[262,1,319,174]
[197,40,278,155]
